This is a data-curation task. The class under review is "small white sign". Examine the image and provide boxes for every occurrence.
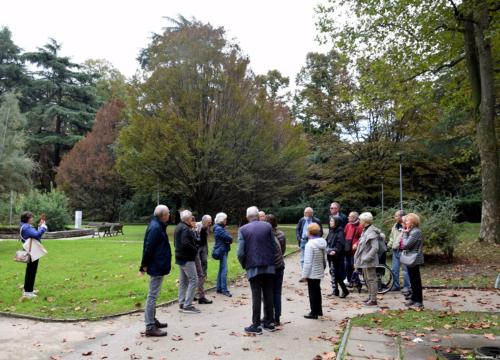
[75,211,82,229]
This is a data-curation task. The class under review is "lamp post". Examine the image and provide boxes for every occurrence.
[399,153,403,211]
[381,176,384,219]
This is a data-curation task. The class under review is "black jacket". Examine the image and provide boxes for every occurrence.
[140,217,172,276]
[326,225,345,256]
[296,216,323,245]
[174,221,198,262]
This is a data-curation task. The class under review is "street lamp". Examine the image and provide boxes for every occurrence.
[398,153,403,211]
[381,176,384,218]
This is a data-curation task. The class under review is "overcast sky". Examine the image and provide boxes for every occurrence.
[1,0,327,85]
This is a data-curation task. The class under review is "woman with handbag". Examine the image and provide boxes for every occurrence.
[401,213,425,309]
[19,211,47,298]
[213,212,233,297]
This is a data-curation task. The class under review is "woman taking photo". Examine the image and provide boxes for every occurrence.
[213,212,233,297]
[401,213,424,309]
[19,211,47,298]
[326,216,349,298]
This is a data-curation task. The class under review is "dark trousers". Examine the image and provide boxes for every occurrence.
[306,278,323,316]
[345,255,354,283]
[273,267,284,322]
[407,265,423,303]
[24,259,39,292]
[328,256,348,294]
[249,273,274,326]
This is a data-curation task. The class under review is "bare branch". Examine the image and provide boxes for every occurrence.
[402,56,465,82]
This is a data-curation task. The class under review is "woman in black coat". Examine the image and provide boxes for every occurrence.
[326,216,349,298]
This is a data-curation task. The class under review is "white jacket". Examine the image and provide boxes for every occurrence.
[302,237,327,279]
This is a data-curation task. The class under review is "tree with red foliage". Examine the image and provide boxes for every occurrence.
[56,100,126,221]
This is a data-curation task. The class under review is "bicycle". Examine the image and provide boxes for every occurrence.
[351,264,394,294]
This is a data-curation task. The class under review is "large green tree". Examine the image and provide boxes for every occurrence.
[317,0,499,242]
[117,17,307,219]
[23,39,100,188]
[0,27,27,96]
[0,92,34,193]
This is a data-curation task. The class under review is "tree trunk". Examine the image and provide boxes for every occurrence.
[464,2,500,243]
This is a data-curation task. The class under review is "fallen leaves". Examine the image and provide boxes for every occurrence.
[171,335,183,341]
[82,351,93,356]
[484,333,496,340]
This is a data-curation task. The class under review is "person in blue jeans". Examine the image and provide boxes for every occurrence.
[296,207,323,273]
[213,212,233,297]
[387,210,411,292]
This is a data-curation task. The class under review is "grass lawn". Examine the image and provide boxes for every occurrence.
[0,224,298,320]
[351,310,500,335]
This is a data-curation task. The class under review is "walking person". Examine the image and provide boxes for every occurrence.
[139,205,172,337]
[354,212,380,306]
[213,212,233,297]
[237,206,279,334]
[387,210,411,293]
[401,213,425,309]
[296,207,323,271]
[195,215,213,304]
[266,214,286,325]
[19,211,48,298]
[344,212,362,286]
[326,216,349,298]
[301,223,327,319]
[174,210,200,314]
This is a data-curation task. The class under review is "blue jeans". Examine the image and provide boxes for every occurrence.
[217,252,229,293]
[145,275,164,330]
[300,239,307,269]
[391,250,411,290]
[273,267,284,322]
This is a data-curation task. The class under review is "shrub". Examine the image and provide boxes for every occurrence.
[19,189,71,231]
[376,198,461,262]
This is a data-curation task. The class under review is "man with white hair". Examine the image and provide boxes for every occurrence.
[174,210,200,314]
[258,211,266,221]
[237,206,279,335]
[195,215,213,304]
[139,205,172,337]
[296,207,323,270]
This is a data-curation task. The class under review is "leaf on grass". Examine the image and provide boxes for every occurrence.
[443,324,452,329]
[423,326,435,331]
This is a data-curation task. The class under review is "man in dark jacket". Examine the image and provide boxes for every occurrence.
[296,207,323,270]
[174,210,200,314]
[140,205,172,337]
[237,206,279,335]
[329,202,348,228]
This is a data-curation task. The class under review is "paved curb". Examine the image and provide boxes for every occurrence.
[0,249,301,323]
[337,318,352,360]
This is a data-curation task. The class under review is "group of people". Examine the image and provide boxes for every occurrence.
[295,203,425,320]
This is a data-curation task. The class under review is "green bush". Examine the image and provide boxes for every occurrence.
[19,189,71,231]
[375,198,461,262]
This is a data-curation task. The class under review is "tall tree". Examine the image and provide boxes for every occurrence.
[56,100,126,221]
[317,0,499,242]
[23,39,100,189]
[82,59,129,103]
[0,92,34,193]
[0,27,27,96]
[117,17,307,219]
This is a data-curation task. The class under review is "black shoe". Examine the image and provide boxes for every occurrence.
[198,297,213,304]
[405,300,415,307]
[244,325,262,335]
[404,293,412,300]
[193,296,199,301]
[154,318,168,328]
[304,313,318,319]
[340,290,349,298]
[145,327,167,337]
[334,289,340,297]
[178,304,184,312]
[263,323,276,332]
[182,305,201,314]
[274,318,281,326]
[364,300,378,306]
[222,291,232,297]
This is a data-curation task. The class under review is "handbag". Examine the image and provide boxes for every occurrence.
[400,250,418,267]
[14,225,32,263]
[211,245,223,260]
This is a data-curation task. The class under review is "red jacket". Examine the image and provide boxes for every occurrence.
[344,221,363,255]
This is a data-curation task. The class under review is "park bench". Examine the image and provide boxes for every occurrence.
[110,223,124,236]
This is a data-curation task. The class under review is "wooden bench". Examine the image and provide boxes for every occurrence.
[110,223,124,236]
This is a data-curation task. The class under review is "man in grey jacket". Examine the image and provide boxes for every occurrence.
[354,212,380,306]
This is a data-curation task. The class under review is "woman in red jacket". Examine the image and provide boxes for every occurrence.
[344,212,363,286]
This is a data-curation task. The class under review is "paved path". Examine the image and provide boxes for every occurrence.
[0,253,499,360]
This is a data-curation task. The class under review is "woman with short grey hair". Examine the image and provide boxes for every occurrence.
[354,212,381,306]
[213,212,233,297]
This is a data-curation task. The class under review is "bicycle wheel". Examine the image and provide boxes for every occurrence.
[376,264,394,294]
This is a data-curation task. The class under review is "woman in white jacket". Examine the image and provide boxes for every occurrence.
[301,223,327,319]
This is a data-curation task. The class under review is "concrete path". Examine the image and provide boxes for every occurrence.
[0,253,499,360]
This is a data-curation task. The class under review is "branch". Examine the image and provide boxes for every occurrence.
[448,0,461,18]
[402,56,465,82]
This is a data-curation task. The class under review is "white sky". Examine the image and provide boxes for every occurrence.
[1,0,327,86]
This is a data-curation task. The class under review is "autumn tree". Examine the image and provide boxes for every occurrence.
[116,17,307,219]
[317,0,499,242]
[56,100,126,221]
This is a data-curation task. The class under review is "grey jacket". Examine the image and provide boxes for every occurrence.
[354,225,380,268]
[301,237,327,279]
[402,227,424,266]
[387,223,403,250]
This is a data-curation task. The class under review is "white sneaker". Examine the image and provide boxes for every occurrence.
[343,279,350,286]
[22,291,37,298]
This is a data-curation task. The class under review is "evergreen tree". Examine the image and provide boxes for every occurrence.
[0,27,28,96]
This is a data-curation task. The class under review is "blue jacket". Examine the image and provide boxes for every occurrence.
[20,222,46,242]
[140,217,172,276]
[213,224,233,253]
[237,220,277,270]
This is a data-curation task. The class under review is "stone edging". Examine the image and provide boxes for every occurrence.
[336,318,352,360]
[0,249,301,323]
